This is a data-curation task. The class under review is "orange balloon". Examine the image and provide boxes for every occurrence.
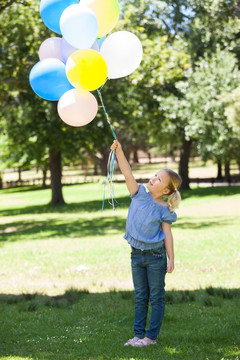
[58,89,98,127]
[81,0,120,37]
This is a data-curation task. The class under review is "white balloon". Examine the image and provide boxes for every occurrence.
[57,89,98,127]
[39,37,65,61]
[60,4,98,49]
[100,31,143,79]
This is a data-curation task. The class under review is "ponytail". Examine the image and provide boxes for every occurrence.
[168,189,181,212]
[162,169,182,212]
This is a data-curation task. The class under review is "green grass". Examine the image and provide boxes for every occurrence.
[0,183,240,359]
[0,289,239,360]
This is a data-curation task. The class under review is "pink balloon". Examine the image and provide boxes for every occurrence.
[39,37,65,61]
[57,89,98,126]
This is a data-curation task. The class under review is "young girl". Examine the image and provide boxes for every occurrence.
[110,140,182,347]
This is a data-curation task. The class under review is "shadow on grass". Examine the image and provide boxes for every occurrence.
[0,185,49,194]
[180,185,240,200]
[0,183,94,194]
[0,215,126,242]
[0,287,239,307]
[175,216,236,229]
[0,288,239,360]
[0,195,131,217]
[0,213,235,243]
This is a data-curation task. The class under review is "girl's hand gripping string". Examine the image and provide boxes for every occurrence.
[111,139,122,154]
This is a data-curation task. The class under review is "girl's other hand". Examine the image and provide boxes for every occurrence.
[167,259,174,273]
[111,140,122,153]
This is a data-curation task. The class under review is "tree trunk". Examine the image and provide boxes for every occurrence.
[99,153,109,176]
[49,149,65,205]
[148,152,152,164]
[178,138,191,190]
[94,163,98,176]
[217,161,223,180]
[224,161,231,182]
[18,167,21,182]
[42,168,47,188]
[133,150,139,163]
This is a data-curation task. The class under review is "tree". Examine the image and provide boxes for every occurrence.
[0,0,27,13]
[186,0,240,62]
[156,49,240,188]
[0,0,95,203]
[221,87,240,170]
[222,86,240,131]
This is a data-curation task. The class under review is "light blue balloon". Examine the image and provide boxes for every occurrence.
[40,0,79,34]
[96,36,106,49]
[29,58,73,101]
[60,5,98,49]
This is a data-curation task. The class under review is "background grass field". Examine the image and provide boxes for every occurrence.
[0,181,240,360]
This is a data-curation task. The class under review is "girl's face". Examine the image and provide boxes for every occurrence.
[147,170,170,196]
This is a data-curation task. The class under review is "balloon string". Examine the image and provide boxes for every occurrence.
[101,149,117,212]
[97,84,118,212]
[97,87,117,140]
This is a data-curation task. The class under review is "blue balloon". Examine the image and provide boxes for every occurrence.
[29,58,74,101]
[96,36,106,49]
[40,0,79,34]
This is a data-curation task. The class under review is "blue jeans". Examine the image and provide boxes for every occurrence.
[131,244,167,340]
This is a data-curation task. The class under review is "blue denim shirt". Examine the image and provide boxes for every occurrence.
[124,184,177,250]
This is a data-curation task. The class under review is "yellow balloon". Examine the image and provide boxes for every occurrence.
[66,49,108,91]
[80,0,120,38]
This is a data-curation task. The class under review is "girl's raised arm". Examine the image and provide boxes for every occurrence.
[111,140,139,196]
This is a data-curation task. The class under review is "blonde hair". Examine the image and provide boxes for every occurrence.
[163,169,182,212]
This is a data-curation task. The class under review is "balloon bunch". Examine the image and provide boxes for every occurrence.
[29,0,143,128]
[29,0,143,210]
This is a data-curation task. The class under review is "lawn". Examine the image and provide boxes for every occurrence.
[0,183,240,360]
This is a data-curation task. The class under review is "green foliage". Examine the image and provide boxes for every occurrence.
[187,0,240,62]
[0,0,27,13]
[157,49,240,163]
[222,86,240,131]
